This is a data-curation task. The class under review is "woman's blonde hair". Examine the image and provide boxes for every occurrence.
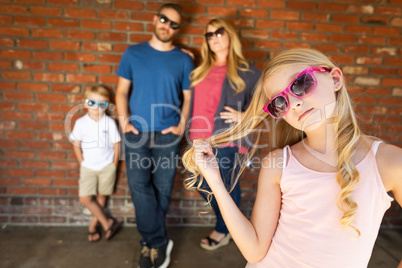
[189,18,250,93]
[183,48,362,236]
[84,85,110,102]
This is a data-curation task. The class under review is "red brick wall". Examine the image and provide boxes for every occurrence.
[0,0,401,227]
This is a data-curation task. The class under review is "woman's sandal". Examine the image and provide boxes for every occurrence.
[200,233,231,251]
[88,229,101,243]
[105,218,122,241]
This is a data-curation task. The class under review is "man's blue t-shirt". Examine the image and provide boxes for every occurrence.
[116,42,193,131]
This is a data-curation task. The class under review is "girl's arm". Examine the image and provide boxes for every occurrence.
[72,140,83,164]
[113,141,120,167]
[194,141,282,263]
[377,143,402,207]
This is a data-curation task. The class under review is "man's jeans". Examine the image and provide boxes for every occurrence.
[124,131,180,248]
[197,146,241,234]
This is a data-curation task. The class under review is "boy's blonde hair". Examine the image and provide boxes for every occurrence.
[183,48,363,236]
[84,85,110,102]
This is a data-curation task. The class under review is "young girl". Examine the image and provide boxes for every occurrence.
[183,49,401,267]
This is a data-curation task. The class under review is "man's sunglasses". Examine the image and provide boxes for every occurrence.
[263,67,330,119]
[205,27,225,41]
[85,99,109,110]
[158,14,180,30]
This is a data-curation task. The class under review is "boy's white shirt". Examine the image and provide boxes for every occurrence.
[70,114,121,171]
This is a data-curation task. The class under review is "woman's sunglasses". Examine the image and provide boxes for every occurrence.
[85,99,109,110]
[263,67,330,118]
[158,14,180,30]
[205,27,225,41]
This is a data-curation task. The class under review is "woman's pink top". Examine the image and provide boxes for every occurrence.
[190,65,227,141]
[189,65,249,154]
[246,141,393,268]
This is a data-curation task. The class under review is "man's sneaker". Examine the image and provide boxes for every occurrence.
[138,245,153,268]
[151,239,174,268]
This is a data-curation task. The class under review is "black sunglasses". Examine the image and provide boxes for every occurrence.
[158,14,180,30]
[205,27,225,41]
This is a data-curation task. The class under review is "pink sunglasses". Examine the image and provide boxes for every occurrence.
[263,66,330,118]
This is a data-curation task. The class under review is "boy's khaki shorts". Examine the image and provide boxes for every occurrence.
[79,163,117,196]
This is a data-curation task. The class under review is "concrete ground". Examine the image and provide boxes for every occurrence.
[0,226,401,268]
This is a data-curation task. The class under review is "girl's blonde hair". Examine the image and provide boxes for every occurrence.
[183,48,362,236]
[85,85,110,102]
[190,18,250,93]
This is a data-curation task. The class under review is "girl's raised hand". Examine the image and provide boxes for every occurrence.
[193,140,222,184]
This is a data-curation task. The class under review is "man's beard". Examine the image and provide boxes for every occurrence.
[154,27,174,43]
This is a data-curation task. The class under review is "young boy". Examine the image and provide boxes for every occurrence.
[70,86,122,242]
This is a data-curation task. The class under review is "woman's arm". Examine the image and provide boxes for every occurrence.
[220,106,244,124]
[194,141,282,263]
[244,64,261,110]
[220,65,261,124]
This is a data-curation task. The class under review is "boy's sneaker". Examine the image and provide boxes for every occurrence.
[151,239,174,268]
[138,245,153,268]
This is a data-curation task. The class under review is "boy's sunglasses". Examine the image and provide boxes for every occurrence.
[85,99,109,110]
[205,27,225,41]
[158,14,180,30]
[263,67,330,118]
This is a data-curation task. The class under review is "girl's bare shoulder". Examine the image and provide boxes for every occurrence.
[259,148,286,185]
[368,137,402,193]
[361,136,401,166]
[376,142,402,206]
[376,142,402,174]
[263,148,285,169]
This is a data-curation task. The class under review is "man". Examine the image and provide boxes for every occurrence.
[115,3,193,268]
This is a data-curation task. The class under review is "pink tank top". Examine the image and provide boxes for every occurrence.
[246,141,393,268]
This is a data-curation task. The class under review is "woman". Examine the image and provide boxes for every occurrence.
[188,18,260,250]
